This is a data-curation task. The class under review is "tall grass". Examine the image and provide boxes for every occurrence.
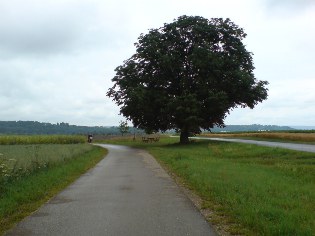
[0,135,85,145]
[102,137,315,235]
[0,144,93,190]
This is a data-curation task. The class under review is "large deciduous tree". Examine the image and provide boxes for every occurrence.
[107,15,268,144]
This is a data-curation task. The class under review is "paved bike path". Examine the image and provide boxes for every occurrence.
[6,144,216,236]
[190,137,315,153]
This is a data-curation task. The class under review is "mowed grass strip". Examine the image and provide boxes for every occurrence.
[103,137,315,235]
[0,144,107,235]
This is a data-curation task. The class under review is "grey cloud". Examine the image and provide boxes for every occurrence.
[0,1,100,58]
[1,0,315,126]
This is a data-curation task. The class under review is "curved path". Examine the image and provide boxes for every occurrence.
[191,137,315,153]
[6,144,216,236]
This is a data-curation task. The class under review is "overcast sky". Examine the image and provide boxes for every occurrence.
[1,0,314,127]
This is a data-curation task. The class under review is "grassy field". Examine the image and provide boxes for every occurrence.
[201,132,315,144]
[0,144,96,187]
[102,136,315,236]
[0,137,107,235]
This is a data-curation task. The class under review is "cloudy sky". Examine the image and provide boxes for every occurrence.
[1,0,314,127]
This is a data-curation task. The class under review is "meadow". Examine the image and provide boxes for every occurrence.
[103,136,315,236]
[0,135,106,235]
[0,144,94,188]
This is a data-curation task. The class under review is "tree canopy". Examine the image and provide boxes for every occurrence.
[107,15,268,143]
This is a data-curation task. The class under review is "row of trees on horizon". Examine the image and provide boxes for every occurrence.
[0,121,295,135]
[0,121,129,135]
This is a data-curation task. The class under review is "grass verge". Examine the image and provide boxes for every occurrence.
[0,145,107,235]
[101,136,315,236]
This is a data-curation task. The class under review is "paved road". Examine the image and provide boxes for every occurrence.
[6,144,216,236]
[191,137,315,153]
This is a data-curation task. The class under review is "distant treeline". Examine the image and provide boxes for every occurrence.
[0,121,140,135]
[0,121,298,135]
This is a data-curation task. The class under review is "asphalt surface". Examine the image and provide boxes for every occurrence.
[5,144,216,236]
[191,137,315,153]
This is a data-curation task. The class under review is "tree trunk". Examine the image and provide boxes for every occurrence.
[180,131,189,144]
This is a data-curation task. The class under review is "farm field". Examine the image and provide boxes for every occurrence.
[0,134,85,145]
[0,135,106,235]
[102,136,315,236]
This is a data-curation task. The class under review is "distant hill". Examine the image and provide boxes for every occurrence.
[208,124,295,133]
[289,126,315,130]
[0,121,297,135]
[0,121,139,135]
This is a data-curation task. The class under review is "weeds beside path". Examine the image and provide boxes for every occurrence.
[101,137,315,235]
